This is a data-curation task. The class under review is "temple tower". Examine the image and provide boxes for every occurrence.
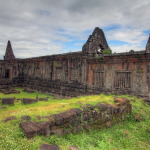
[82,27,111,55]
[146,35,150,52]
[4,41,15,60]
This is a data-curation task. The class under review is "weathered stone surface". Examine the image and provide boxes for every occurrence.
[40,144,60,150]
[50,129,64,136]
[23,88,35,93]
[134,114,143,122]
[2,97,15,105]
[85,104,95,110]
[143,99,150,105]
[39,98,48,101]
[96,103,113,111]
[21,115,31,121]
[70,108,82,116]
[69,145,80,150]
[2,89,20,94]
[59,109,77,123]
[114,97,125,103]
[51,114,64,125]
[106,121,111,128]
[4,116,16,122]
[20,121,50,138]
[22,98,38,104]
[0,106,7,108]
[82,27,111,55]
[69,117,81,127]
[114,98,130,106]
[40,116,55,127]
[4,41,15,60]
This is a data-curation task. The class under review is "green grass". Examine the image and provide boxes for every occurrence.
[0,88,149,150]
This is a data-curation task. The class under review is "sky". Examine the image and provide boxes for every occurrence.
[0,0,150,59]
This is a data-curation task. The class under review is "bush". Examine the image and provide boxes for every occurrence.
[102,49,112,54]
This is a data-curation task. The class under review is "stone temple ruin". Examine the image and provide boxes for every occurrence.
[0,27,150,98]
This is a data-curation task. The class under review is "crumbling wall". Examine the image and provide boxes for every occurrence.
[20,99,132,138]
[0,52,150,97]
[87,52,150,97]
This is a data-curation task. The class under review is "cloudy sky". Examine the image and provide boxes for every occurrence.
[0,0,150,59]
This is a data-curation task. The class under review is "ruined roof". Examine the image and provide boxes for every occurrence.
[146,34,150,52]
[82,27,111,54]
[4,41,15,60]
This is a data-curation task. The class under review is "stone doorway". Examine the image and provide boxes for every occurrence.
[5,69,10,78]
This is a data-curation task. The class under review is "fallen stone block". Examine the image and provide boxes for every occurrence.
[85,104,95,110]
[22,98,38,104]
[0,106,7,109]
[69,117,81,127]
[4,116,16,122]
[50,129,64,136]
[96,103,114,113]
[21,115,31,121]
[106,121,111,128]
[51,114,64,125]
[23,88,35,93]
[2,97,15,105]
[40,144,60,150]
[114,97,125,103]
[59,109,77,123]
[9,90,20,94]
[114,97,130,106]
[39,98,48,101]
[40,116,55,127]
[69,145,80,150]
[70,108,82,116]
[143,99,150,105]
[2,89,20,94]
[134,114,143,122]
[20,121,50,138]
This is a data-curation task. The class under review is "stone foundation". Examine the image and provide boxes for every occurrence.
[20,99,132,138]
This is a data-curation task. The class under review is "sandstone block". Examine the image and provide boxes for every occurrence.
[40,144,60,150]
[2,97,15,105]
[22,98,38,104]
[20,121,50,138]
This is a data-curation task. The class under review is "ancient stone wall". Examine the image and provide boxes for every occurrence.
[0,52,150,98]
[0,27,150,98]
[87,52,150,97]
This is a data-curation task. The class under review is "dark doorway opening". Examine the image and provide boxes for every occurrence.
[5,69,10,78]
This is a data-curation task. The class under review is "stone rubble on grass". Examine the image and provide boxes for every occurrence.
[2,97,15,105]
[21,115,31,121]
[4,116,17,122]
[40,144,60,150]
[19,99,132,138]
[0,106,7,108]
[22,98,38,104]
[39,98,49,101]
[20,121,50,138]
[69,145,80,150]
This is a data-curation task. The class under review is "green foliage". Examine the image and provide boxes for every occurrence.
[102,49,112,54]
[0,88,150,150]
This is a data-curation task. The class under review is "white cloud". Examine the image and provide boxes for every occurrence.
[0,0,149,59]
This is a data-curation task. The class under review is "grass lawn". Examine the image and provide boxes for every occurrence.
[0,88,149,150]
